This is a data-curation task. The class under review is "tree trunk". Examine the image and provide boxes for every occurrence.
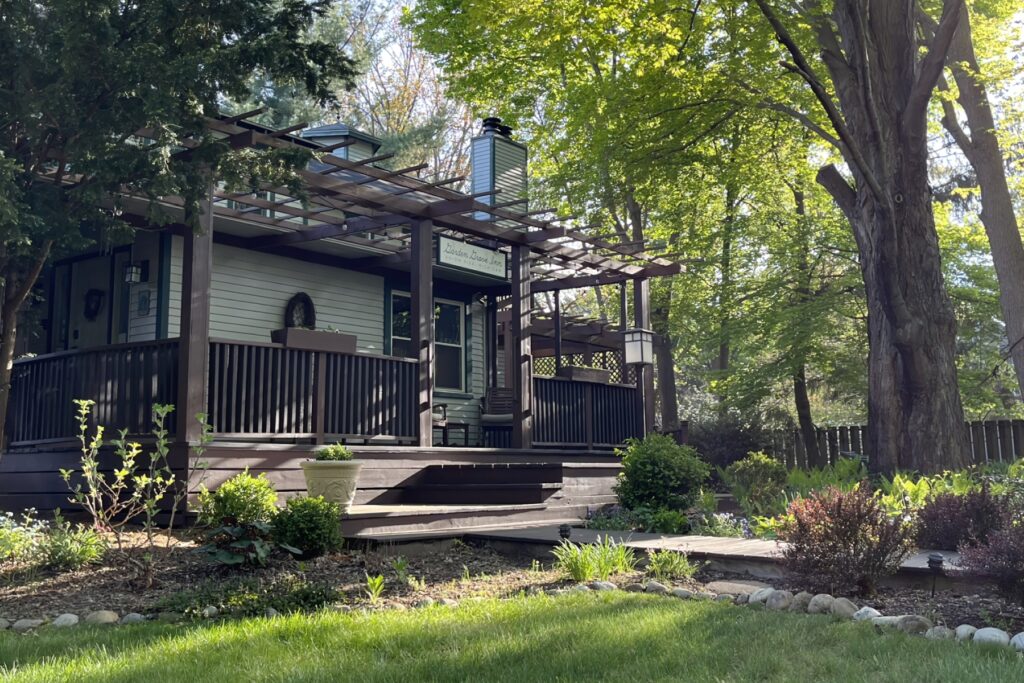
[757,0,970,473]
[715,182,737,373]
[934,7,1024,399]
[652,285,680,432]
[0,301,19,455]
[793,364,822,468]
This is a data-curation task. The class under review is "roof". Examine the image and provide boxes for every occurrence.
[302,122,383,150]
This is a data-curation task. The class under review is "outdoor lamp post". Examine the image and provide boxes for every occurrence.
[927,552,945,597]
[624,328,655,435]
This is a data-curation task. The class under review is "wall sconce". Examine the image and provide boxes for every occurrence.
[123,261,148,285]
[623,328,655,366]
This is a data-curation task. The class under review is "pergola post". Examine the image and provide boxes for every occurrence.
[486,294,498,389]
[176,185,214,444]
[411,219,434,447]
[511,244,533,448]
[633,278,656,434]
[553,293,563,374]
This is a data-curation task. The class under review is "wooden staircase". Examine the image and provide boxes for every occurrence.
[398,463,564,505]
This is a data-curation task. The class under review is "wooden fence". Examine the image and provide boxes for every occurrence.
[768,421,1024,469]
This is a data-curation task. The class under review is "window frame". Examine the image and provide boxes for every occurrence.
[390,291,466,392]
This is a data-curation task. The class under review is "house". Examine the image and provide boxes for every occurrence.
[0,115,679,536]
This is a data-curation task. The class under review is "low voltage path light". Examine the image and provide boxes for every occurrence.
[927,552,945,597]
[558,524,573,540]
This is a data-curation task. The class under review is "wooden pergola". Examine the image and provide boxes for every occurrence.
[109,113,679,450]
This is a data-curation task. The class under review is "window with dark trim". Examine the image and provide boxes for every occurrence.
[391,292,465,391]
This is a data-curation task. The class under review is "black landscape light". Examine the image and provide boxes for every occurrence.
[558,524,572,540]
[927,552,945,597]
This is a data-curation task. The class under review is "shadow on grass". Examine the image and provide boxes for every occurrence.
[1,594,1020,683]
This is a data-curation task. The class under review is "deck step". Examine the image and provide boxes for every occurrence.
[340,502,589,539]
[417,463,564,486]
[402,482,563,505]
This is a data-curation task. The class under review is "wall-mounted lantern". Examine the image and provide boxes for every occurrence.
[623,328,655,366]
[123,261,148,285]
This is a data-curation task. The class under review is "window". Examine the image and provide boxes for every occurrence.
[391,293,465,391]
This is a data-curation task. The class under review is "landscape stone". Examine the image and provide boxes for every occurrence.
[201,606,219,619]
[120,613,146,625]
[671,588,693,599]
[84,610,119,626]
[765,590,793,611]
[440,598,459,607]
[590,581,617,591]
[852,606,881,622]
[1010,632,1024,651]
[896,615,933,635]
[12,619,44,633]
[715,593,734,602]
[694,592,716,601]
[831,598,858,620]
[789,592,813,613]
[624,583,646,593]
[925,626,955,640]
[51,613,79,628]
[748,587,775,605]
[264,607,280,618]
[545,589,567,596]
[0,619,9,630]
[807,594,835,615]
[645,581,670,594]
[733,593,749,605]
[973,627,1010,646]
[954,625,977,641]
[704,580,770,596]
[571,584,592,593]
[413,598,435,608]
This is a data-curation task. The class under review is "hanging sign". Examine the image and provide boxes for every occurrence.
[437,236,507,279]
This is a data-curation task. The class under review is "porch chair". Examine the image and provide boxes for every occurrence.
[480,388,515,448]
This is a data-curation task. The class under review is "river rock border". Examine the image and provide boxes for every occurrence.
[2,581,1023,658]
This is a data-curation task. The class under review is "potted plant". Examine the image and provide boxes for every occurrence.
[300,444,362,513]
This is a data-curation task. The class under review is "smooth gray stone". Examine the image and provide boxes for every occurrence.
[954,625,977,641]
[853,606,881,621]
[807,594,834,615]
[12,619,44,633]
[831,598,858,620]
[51,613,79,628]
[973,627,1010,646]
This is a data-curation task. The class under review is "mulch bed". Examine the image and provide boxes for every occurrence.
[3,530,1022,635]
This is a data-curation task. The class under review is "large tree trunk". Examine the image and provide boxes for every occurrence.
[652,284,680,432]
[932,7,1024,399]
[793,364,823,468]
[758,0,970,473]
[790,188,823,467]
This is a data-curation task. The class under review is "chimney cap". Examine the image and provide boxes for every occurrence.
[481,116,513,138]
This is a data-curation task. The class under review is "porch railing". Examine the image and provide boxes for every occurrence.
[7,339,179,446]
[207,339,417,441]
[532,376,640,448]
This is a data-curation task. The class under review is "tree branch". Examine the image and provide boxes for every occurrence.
[816,164,857,221]
[905,0,964,135]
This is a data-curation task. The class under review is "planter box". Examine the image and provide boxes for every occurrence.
[271,328,357,354]
[301,460,363,513]
[556,366,612,384]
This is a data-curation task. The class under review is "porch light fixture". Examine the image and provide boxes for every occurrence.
[623,328,655,366]
[122,262,142,285]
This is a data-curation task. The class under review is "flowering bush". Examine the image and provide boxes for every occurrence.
[781,487,916,595]
[0,509,47,563]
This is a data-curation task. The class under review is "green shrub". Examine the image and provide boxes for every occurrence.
[586,506,641,531]
[271,496,342,559]
[155,573,340,618]
[691,512,748,538]
[646,549,699,581]
[0,509,47,563]
[722,452,788,516]
[39,515,106,570]
[199,522,290,567]
[614,434,710,511]
[781,487,915,595]
[197,470,278,526]
[316,443,354,461]
[784,457,867,498]
[644,508,690,534]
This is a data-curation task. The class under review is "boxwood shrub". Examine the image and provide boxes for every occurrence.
[614,434,710,511]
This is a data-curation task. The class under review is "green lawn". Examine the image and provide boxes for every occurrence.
[0,593,1019,682]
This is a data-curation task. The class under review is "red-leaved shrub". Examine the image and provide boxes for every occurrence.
[780,487,916,595]
[916,488,1003,551]
[957,512,1024,604]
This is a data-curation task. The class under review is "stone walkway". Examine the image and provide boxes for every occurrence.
[466,525,959,575]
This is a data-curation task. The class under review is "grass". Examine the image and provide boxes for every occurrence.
[1,593,1020,682]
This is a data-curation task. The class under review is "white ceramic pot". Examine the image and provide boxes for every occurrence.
[300,460,363,512]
